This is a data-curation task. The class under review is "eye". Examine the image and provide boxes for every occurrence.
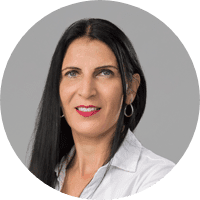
[64,69,114,78]
[65,70,78,78]
[99,69,114,76]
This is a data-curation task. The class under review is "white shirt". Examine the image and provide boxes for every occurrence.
[55,129,175,199]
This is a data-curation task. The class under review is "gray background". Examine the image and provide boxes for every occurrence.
[1,1,199,166]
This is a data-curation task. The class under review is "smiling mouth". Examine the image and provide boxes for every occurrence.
[75,106,101,117]
[75,107,101,112]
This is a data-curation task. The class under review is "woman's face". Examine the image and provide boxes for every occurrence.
[60,37,123,138]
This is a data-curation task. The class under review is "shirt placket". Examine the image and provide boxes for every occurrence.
[79,165,108,199]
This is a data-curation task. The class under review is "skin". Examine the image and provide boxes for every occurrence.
[59,37,140,197]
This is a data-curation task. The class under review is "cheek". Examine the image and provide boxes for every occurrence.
[59,82,72,105]
[59,84,65,104]
[104,83,123,110]
[59,81,79,113]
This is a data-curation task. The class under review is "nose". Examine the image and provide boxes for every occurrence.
[78,76,97,99]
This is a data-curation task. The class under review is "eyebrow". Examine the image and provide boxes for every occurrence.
[61,65,119,72]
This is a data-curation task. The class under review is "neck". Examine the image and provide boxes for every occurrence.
[70,126,115,177]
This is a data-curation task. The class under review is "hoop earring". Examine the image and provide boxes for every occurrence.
[60,115,64,118]
[124,104,134,117]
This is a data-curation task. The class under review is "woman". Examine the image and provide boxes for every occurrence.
[28,18,175,199]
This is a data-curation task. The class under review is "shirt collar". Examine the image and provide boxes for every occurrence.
[111,129,142,173]
[55,146,76,177]
[55,129,142,176]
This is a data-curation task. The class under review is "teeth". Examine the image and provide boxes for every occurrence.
[77,107,99,112]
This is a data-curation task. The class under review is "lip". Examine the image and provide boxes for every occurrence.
[76,105,100,108]
[75,105,101,117]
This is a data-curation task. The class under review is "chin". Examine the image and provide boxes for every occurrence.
[71,121,110,138]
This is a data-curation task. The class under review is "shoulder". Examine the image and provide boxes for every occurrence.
[125,130,175,177]
[139,146,175,168]
[135,146,175,192]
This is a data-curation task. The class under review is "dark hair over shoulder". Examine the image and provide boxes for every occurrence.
[28,18,147,188]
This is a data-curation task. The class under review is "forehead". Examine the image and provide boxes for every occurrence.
[62,37,118,67]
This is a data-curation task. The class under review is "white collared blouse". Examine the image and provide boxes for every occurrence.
[55,129,175,199]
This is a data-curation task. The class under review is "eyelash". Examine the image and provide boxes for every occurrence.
[65,69,114,78]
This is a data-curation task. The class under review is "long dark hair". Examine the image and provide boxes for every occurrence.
[28,18,147,189]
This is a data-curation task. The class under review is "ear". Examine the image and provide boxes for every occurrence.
[126,73,140,105]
